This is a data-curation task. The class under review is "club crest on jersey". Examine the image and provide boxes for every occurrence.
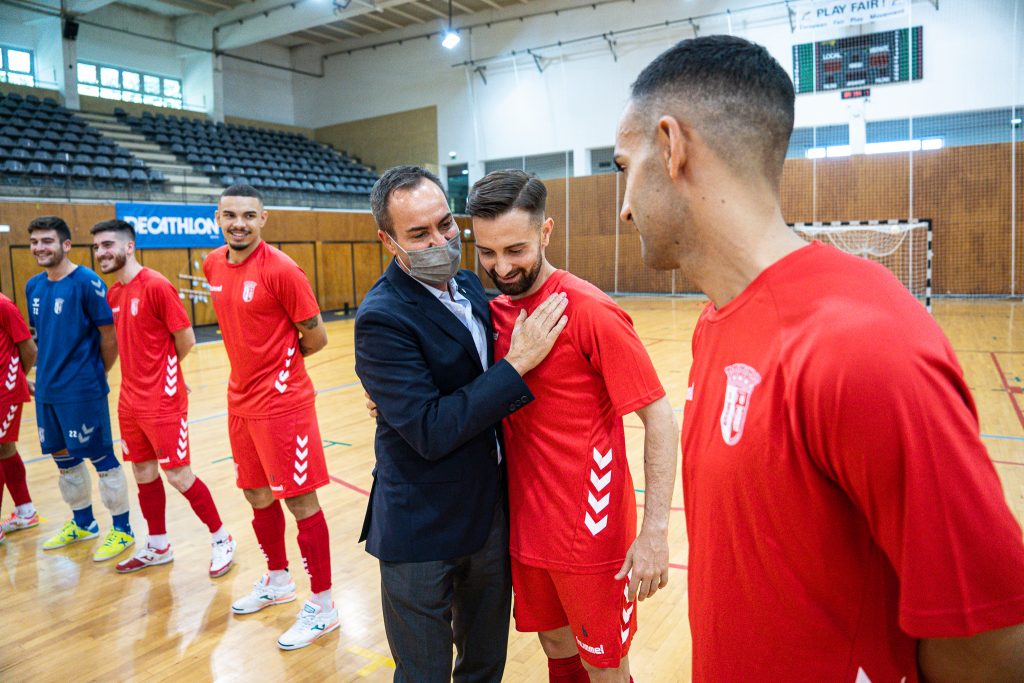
[53,298,64,315]
[242,280,258,302]
[720,363,762,446]
[130,298,140,316]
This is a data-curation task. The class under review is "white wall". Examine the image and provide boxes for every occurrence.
[291,0,1023,177]
[220,44,296,125]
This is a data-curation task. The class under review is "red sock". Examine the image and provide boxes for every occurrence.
[137,478,167,536]
[548,655,590,683]
[252,499,288,571]
[0,453,31,506]
[296,509,332,594]
[181,477,222,533]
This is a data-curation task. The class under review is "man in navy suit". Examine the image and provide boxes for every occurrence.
[355,165,568,683]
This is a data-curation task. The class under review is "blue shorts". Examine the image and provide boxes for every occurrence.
[36,398,114,458]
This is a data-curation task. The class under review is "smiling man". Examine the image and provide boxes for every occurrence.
[25,215,134,562]
[205,184,336,651]
[355,165,568,683]
[91,219,235,579]
[468,170,677,683]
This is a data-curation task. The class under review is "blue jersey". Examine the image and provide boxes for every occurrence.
[26,265,113,403]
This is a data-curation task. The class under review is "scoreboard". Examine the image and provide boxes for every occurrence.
[793,26,922,94]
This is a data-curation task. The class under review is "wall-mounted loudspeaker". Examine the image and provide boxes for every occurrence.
[62,19,80,41]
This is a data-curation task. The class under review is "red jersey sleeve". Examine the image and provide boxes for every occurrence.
[574,295,665,416]
[150,276,191,333]
[1,299,31,344]
[266,256,320,324]
[797,324,1024,638]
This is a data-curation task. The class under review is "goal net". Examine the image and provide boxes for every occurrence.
[791,220,933,311]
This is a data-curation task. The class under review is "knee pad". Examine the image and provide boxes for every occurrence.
[58,461,92,510]
[87,448,120,473]
[98,466,130,516]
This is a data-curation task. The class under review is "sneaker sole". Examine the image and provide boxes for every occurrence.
[42,531,100,550]
[209,560,234,579]
[116,554,174,574]
[3,521,40,533]
[231,593,297,615]
[277,619,341,651]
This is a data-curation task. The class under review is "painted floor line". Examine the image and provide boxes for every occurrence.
[989,352,1024,431]
[981,433,1024,442]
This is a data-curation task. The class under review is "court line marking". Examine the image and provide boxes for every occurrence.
[981,433,1024,442]
[989,352,1024,431]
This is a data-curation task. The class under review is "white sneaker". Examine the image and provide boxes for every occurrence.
[277,600,340,650]
[115,544,174,573]
[209,535,236,578]
[231,573,296,614]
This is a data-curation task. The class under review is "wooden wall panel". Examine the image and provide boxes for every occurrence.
[279,243,317,293]
[10,248,38,321]
[353,242,383,305]
[318,243,355,311]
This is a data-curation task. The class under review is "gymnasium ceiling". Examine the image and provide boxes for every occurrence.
[94,0,563,50]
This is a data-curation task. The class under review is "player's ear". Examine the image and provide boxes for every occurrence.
[658,115,688,181]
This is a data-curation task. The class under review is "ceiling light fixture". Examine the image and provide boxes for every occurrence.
[442,0,460,49]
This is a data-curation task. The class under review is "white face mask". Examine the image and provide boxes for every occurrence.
[391,232,462,286]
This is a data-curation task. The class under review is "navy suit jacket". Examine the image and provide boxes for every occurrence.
[354,260,533,562]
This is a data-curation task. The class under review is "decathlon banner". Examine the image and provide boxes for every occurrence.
[795,0,907,31]
[115,203,223,249]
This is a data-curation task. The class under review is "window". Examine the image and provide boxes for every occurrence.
[0,46,35,86]
[484,151,574,180]
[76,61,182,109]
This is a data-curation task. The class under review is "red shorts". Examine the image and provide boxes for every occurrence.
[228,405,327,499]
[0,402,24,443]
[511,558,637,668]
[119,412,191,469]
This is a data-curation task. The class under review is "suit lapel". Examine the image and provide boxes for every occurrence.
[456,274,495,365]
[386,261,482,369]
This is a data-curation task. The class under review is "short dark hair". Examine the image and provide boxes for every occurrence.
[220,183,263,203]
[370,165,447,236]
[89,219,136,241]
[466,170,547,223]
[28,216,72,242]
[630,35,795,188]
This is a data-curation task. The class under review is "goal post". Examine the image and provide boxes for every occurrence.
[790,219,933,312]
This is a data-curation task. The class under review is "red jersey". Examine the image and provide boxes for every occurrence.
[203,241,320,418]
[682,242,1024,682]
[491,270,665,573]
[107,268,191,418]
[0,293,31,405]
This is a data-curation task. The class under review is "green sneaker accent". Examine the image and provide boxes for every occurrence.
[42,520,99,550]
[93,528,135,562]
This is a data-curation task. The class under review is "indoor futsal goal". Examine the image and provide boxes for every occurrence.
[791,219,933,311]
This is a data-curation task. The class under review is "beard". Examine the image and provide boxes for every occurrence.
[99,251,127,274]
[227,241,250,251]
[35,250,65,268]
[487,251,543,296]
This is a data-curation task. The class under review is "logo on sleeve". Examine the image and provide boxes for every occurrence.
[242,280,258,303]
[31,298,40,316]
[720,363,761,446]
[91,279,105,297]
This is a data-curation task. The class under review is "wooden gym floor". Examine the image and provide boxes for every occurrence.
[2,297,1023,683]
